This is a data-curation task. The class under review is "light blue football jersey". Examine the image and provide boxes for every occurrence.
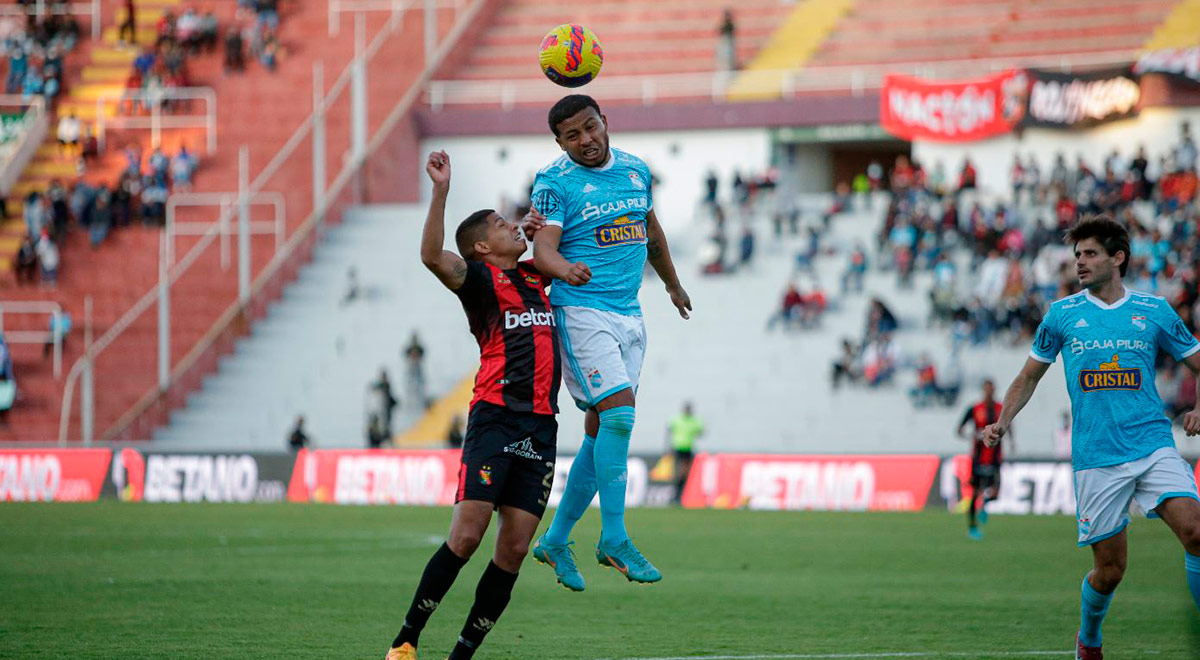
[1030,288,1200,470]
[530,147,653,316]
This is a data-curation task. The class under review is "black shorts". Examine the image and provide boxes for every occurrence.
[970,463,1001,493]
[456,401,557,517]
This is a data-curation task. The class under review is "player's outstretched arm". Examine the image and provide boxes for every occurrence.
[420,150,468,291]
[532,225,591,286]
[1181,352,1200,436]
[982,357,1049,446]
[645,209,691,319]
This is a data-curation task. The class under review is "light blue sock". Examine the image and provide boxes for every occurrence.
[543,434,596,546]
[1186,553,1200,611]
[1079,575,1115,647]
[594,406,635,546]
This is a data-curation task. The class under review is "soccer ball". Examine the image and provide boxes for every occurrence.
[538,23,604,88]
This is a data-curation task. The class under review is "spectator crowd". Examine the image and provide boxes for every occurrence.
[857,121,1199,425]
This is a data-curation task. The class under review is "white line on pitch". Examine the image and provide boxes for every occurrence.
[608,651,1077,660]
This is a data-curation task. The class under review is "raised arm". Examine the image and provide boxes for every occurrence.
[982,357,1050,446]
[532,223,591,286]
[420,150,468,290]
[645,209,691,319]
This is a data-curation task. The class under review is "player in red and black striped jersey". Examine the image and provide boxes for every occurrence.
[384,151,591,660]
[956,378,1014,540]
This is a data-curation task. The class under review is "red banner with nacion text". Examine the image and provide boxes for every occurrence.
[880,70,1029,142]
[0,449,112,502]
[288,449,463,505]
[680,453,940,511]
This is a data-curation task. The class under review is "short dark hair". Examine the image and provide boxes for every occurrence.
[455,209,494,261]
[1065,213,1130,277]
[548,94,601,137]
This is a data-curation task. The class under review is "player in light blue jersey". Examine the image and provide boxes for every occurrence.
[982,215,1200,660]
[525,95,691,591]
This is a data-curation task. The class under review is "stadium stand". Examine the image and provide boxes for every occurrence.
[152,204,480,450]
[446,0,793,81]
[726,0,855,101]
[153,187,1091,456]
[0,0,470,442]
[805,0,1175,68]
[1143,0,1200,50]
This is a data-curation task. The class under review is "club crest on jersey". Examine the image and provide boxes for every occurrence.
[594,215,647,248]
[1079,354,1142,392]
[523,273,541,286]
[1132,315,1146,330]
[628,171,645,190]
[479,465,493,486]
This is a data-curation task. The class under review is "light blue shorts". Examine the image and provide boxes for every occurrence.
[1074,447,1199,547]
[554,306,645,410]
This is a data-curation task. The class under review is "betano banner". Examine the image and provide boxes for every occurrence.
[1134,47,1200,87]
[107,449,293,503]
[879,70,1029,142]
[286,449,680,508]
[679,454,941,511]
[936,456,1200,515]
[5,449,1198,513]
[1024,69,1141,129]
[0,449,111,501]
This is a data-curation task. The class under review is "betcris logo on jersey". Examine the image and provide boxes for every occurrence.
[594,215,647,248]
[1079,354,1142,392]
[504,309,555,330]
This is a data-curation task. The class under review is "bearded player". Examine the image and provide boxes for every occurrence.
[982,215,1200,659]
[525,94,691,590]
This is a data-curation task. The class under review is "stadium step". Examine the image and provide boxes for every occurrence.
[1142,0,1200,50]
[727,0,855,102]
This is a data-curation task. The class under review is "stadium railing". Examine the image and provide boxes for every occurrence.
[327,0,466,38]
[424,50,1136,109]
[0,300,65,379]
[0,0,101,41]
[95,86,218,154]
[0,95,48,200]
[55,0,491,445]
[155,189,287,389]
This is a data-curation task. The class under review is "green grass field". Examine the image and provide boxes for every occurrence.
[1,504,1197,659]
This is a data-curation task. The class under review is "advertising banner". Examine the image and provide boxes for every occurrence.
[1134,47,1200,86]
[880,70,1028,142]
[936,456,1076,516]
[679,454,941,511]
[287,449,681,507]
[0,449,111,502]
[1024,69,1141,129]
[288,449,463,505]
[108,449,293,503]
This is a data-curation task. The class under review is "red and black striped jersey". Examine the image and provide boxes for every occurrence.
[454,260,560,415]
[960,400,1003,465]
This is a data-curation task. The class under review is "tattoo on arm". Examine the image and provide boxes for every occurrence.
[648,238,664,259]
[452,260,467,280]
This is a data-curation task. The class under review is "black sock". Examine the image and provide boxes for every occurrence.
[447,561,519,660]
[392,542,469,649]
[968,493,980,529]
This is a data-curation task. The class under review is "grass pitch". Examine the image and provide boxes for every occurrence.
[1,504,1197,659]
